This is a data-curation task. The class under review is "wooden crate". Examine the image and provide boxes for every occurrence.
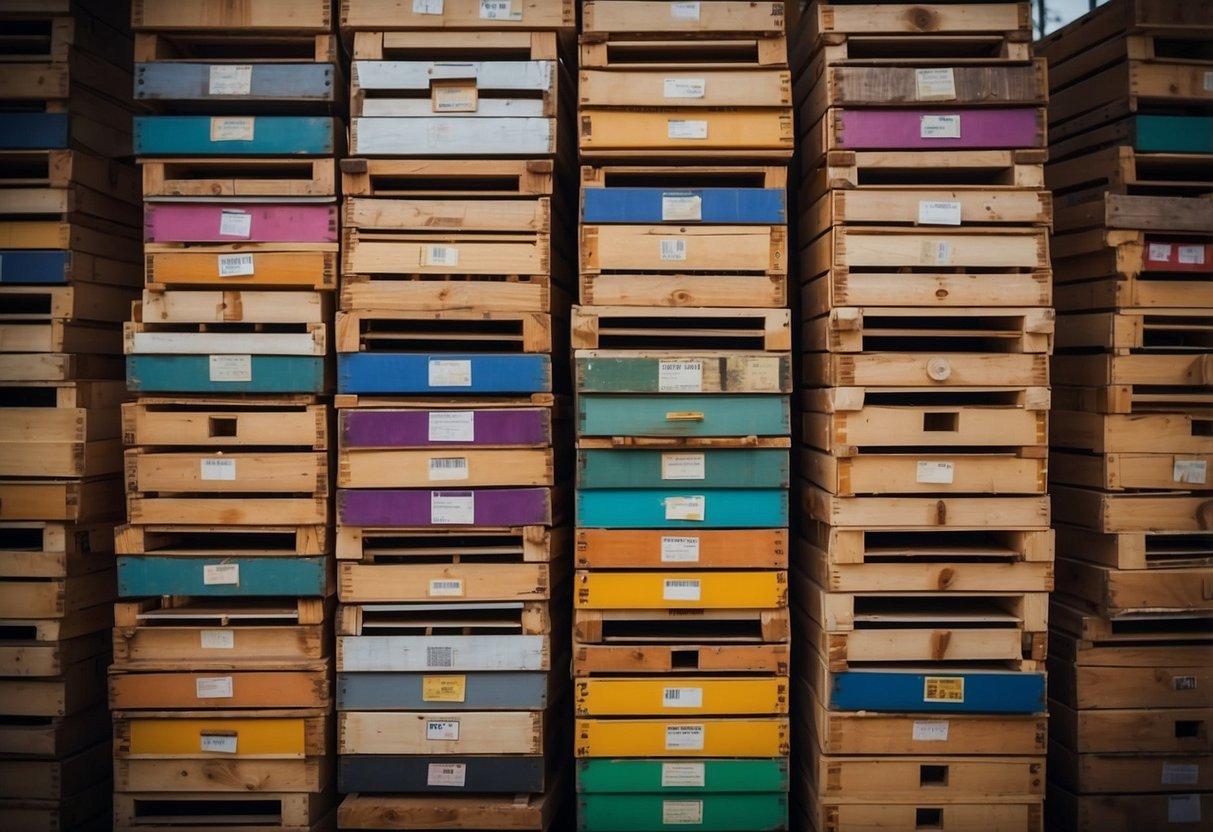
[341,0,576,31]
[1050,598,1213,645]
[113,708,329,757]
[126,318,328,360]
[802,184,1052,232]
[133,115,338,157]
[114,790,336,832]
[581,68,790,110]
[581,1,787,49]
[575,676,787,717]
[341,158,554,198]
[345,195,556,237]
[577,393,791,440]
[581,792,788,832]
[575,642,788,678]
[576,570,787,610]
[135,62,336,108]
[1051,450,1212,492]
[804,484,1051,530]
[575,717,788,758]
[337,485,555,529]
[1048,630,1212,712]
[351,29,564,61]
[144,204,338,245]
[1048,145,1213,202]
[0,701,109,758]
[1054,311,1213,352]
[572,307,790,351]
[340,446,555,489]
[339,555,567,603]
[337,522,558,562]
[576,351,791,394]
[337,784,563,831]
[801,793,1042,832]
[0,740,109,800]
[337,667,564,712]
[339,708,553,755]
[352,115,555,157]
[337,630,554,673]
[1048,741,1213,796]
[352,58,560,118]
[337,597,555,637]
[578,447,789,490]
[336,309,552,355]
[117,555,332,598]
[0,281,136,325]
[802,225,1050,278]
[0,783,110,832]
[805,306,1055,355]
[145,245,338,291]
[131,0,333,31]
[137,289,332,326]
[0,622,107,679]
[1051,485,1212,534]
[806,446,1047,497]
[0,476,123,522]
[0,397,126,480]
[1049,699,1213,755]
[0,148,140,224]
[1052,524,1211,572]
[122,397,328,450]
[126,446,329,497]
[0,318,123,357]
[575,528,788,570]
[0,541,114,618]
[109,665,331,710]
[1047,783,1212,832]
[0,649,108,717]
[116,523,328,557]
[579,108,793,160]
[806,351,1049,389]
[116,755,333,795]
[1055,556,1213,618]
[805,148,1045,193]
[140,158,337,200]
[135,31,337,64]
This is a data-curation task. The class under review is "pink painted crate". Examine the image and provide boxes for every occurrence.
[144,203,338,243]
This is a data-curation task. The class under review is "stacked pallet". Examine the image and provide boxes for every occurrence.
[0,0,139,827]
[334,1,575,829]
[574,2,794,829]
[1038,1,1213,828]
[793,3,1055,829]
[112,1,340,829]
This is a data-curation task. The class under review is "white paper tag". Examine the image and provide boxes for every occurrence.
[209,354,252,382]
[915,68,957,100]
[916,461,955,484]
[429,359,472,388]
[662,453,706,481]
[414,0,444,14]
[670,1,700,19]
[663,687,704,708]
[665,724,704,750]
[219,210,252,238]
[668,120,708,139]
[200,458,237,481]
[662,762,706,788]
[665,496,705,521]
[429,457,469,481]
[217,253,254,277]
[662,192,702,222]
[1163,764,1200,786]
[1205,71,1213,92]
[209,65,252,96]
[431,492,474,525]
[210,117,254,142]
[920,115,961,139]
[664,78,705,99]
[661,536,700,562]
[429,411,475,442]
[1168,795,1201,823]
[195,676,233,699]
[918,201,962,226]
[1174,459,1208,484]
[1149,243,1173,262]
[426,720,460,741]
[200,734,236,753]
[203,563,239,585]
[479,0,521,20]
[1178,245,1206,265]
[663,578,701,601]
[426,646,454,668]
[660,238,687,261]
[663,800,704,825]
[429,578,464,597]
[658,360,702,393]
[912,720,950,741]
[200,630,235,649]
[921,239,952,266]
[427,762,466,786]
[423,245,459,267]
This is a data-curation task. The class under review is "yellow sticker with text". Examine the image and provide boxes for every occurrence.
[923,676,964,703]
[423,675,467,702]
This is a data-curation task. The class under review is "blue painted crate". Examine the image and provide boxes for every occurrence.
[0,114,67,149]
[0,251,70,284]
[135,63,336,102]
[118,556,329,597]
[828,668,1047,714]
[338,353,551,394]
[133,116,336,155]
[576,489,788,529]
[127,355,327,394]
[582,188,786,224]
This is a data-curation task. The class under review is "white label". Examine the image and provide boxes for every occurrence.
[429,359,472,388]
[1149,243,1173,262]
[661,536,700,562]
[427,763,466,786]
[663,687,704,708]
[210,116,254,142]
[431,492,474,525]
[665,724,705,750]
[920,115,961,139]
[429,411,475,442]
[426,720,460,741]
[203,563,239,586]
[429,579,464,597]
[200,630,234,649]
[663,800,704,825]
[208,355,252,383]
[426,646,454,668]
[414,0,444,13]
[665,496,705,522]
[662,192,702,222]
[915,68,957,100]
[217,253,254,277]
[429,457,469,481]
[912,720,950,741]
[195,676,233,699]
[921,239,952,266]
[664,78,706,99]
[918,201,962,226]
[916,461,955,484]
[1174,676,1198,691]
[1174,459,1208,484]
[219,210,252,238]
[1163,764,1200,786]
[663,578,701,601]
[668,119,708,139]
[660,238,687,261]
[200,734,237,753]
[662,453,706,481]
[1169,795,1201,823]
[1205,71,1213,92]
[670,1,700,19]
[423,244,459,267]
[658,360,702,393]
[200,458,237,481]
[479,0,521,20]
[208,65,252,96]
[661,762,706,788]
[1178,245,1206,265]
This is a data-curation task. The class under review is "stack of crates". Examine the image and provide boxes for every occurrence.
[334,0,575,829]
[112,0,340,828]
[573,2,794,829]
[0,0,138,827]
[1037,0,1213,828]
[793,3,1055,829]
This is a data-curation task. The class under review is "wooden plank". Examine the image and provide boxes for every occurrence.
[805,306,1055,355]
[804,484,1051,530]
[804,268,1052,311]
[341,158,553,197]
[1051,485,1213,534]
[583,2,786,36]
[126,449,328,495]
[805,352,1050,388]
[132,0,333,31]
[581,272,787,308]
[1047,784,1213,832]
[141,158,336,199]
[805,447,1047,497]
[116,756,331,794]
[337,784,562,831]
[339,560,562,602]
[122,398,328,449]
[805,186,1052,230]
[581,68,790,108]
[582,225,785,275]
[0,476,123,522]
[1055,556,1213,617]
[802,225,1050,273]
[579,109,793,158]
[336,524,558,563]
[574,642,789,677]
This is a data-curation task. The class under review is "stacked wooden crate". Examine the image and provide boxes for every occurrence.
[793,3,1055,829]
[0,0,137,827]
[113,1,340,829]
[1037,1,1213,828]
[334,1,575,829]
[574,2,794,829]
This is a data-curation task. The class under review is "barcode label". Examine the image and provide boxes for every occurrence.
[200,630,234,649]
[663,687,703,708]
[1174,460,1207,484]
[195,676,234,699]
[663,578,701,602]
[219,210,252,238]
[915,68,957,100]
[918,201,962,226]
[665,724,704,750]
[429,411,475,442]
[209,355,252,382]
[663,800,704,825]
[431,492,474,525]
[920,115,961,139]
[660,238,687,261]
[423,244,459,267]
[658,360,702,392]
[668,119,708,139]
[426,646,454,668]
[429,579,464,597]
[923,677,965,703]
[429,457,469,481]
[662,192,702,222]
[427,763,466,787]
[665,495,705,522]
[664,78,705,99]
[661,536,700,562]
[912,720,949,741]
[200,458,237,481]
[661,762,705,788]
[217,253,254,277]
[209,65,252,96]
[426,720,460,741]
[210,116,254,141]
[428,359,472,388]
[200,733,237,753]
[202,563,239,586]
[480,0,521,20]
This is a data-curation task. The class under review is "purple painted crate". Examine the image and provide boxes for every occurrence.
[144,204,338,243]
[835,108,1044,150]
[338,488,552,527]
[341,409,551,449]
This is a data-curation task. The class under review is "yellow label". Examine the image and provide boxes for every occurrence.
[423,675,467,702]
[923,676,965,703]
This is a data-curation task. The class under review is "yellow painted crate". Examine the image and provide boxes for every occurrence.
[575,570,787,609]
[114,710,328,758]
[575,677,788,717]
[576,717,789,757]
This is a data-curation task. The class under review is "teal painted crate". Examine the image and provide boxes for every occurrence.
[577,759,789,793]
[576,489,787,529]
[578,396,790,438]
[1131,115,1213,154]
[576,355,791,394]
[118,556,328,597]
[578,793,787,831]
[133,116,336,155]
[127,355,327,393]
[577,449,789,489]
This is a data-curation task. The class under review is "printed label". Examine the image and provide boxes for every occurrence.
[423,675,467,702]
[202,563,239,586]
[210,116,254,142]
[200,630,235,649]
[660,238,687,261]
[195,676,234,699]
[427,763,466,787]
[433,81,477,113]
[665,496,705,522]
[431,492,474,525]
[208,65,253,96]
[429,578,465,597]
[414,0,444,14]
[920,115,961,139]
[1178,245,1206,265]
[1163,764,1200,786]
[668,119,708,139]
[426,720,460,741]
[429,359,472,388]
[426,646,454,668]
[915,67,957,100]
[918,201,962,226]
[665,724,705,750]
[209,354,252,382]
[1174,460,1208,485]
[1168,795,1201,823]
[661,762,706,788]
[658,360,702,393]
[200,458,237,481]
[218,209,253,238]
[916,461,955,485]
[429,411,475,442]
[200,733,237,754]
[423,244,460,267]
[663,801,704,825]
[429,457,469,481]
[671,1,700,19]
[217,253,255,277]
[661,536,700,562]
[664,78,706,99]
[480,0,522,20]
[662,192,702,222]
[912,720,950,741]
[662,453,706,481]
[663,578,702,602]
[923,677,965,703]
[1148,243,1173,262]
[1174,676,1198,691]
[920,239,952,266]
[663,687,704,708]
